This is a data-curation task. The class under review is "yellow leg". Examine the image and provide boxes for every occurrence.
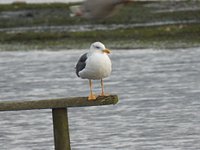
[100,79,109,97]
[88,80,96,100]
[101,79,105,96]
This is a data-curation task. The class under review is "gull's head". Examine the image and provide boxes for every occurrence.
[90,42,111,54]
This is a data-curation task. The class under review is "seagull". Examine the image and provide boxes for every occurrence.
[75,42,112,100]
[70,0,132,19]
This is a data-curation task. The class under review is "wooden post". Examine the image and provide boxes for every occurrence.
[52,108,71,150]
[0,95,118,111]
[0,95,118,149]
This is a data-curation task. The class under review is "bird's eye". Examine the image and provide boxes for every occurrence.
[95,45,100,49]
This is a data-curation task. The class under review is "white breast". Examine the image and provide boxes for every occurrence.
[79,53,112,80]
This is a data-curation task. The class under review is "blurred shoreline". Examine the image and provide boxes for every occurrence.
[0,1,200,50]
[0,0,82,4]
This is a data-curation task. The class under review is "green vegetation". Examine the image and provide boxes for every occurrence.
[0,1,200,50]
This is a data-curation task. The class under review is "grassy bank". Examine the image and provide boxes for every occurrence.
[1,23,200,50]
[0,1,200,50]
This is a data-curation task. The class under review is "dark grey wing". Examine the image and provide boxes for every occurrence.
[75,53,88,77]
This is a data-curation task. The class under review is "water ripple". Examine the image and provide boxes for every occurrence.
[0,47,200,149]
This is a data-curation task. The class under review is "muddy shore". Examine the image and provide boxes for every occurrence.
[0,1,200,50]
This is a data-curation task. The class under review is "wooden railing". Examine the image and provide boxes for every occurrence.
[0,95,118,150]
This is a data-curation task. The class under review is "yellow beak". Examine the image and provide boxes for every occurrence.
[102,49,111,54]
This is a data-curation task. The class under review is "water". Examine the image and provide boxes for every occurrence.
[1,20,199,33]
[0,47,200,150]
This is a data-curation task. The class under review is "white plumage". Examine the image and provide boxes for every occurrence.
[79,44,111,79]
[75,42,112,100]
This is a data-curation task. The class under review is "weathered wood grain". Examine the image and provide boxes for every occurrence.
[0,95,118,111]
